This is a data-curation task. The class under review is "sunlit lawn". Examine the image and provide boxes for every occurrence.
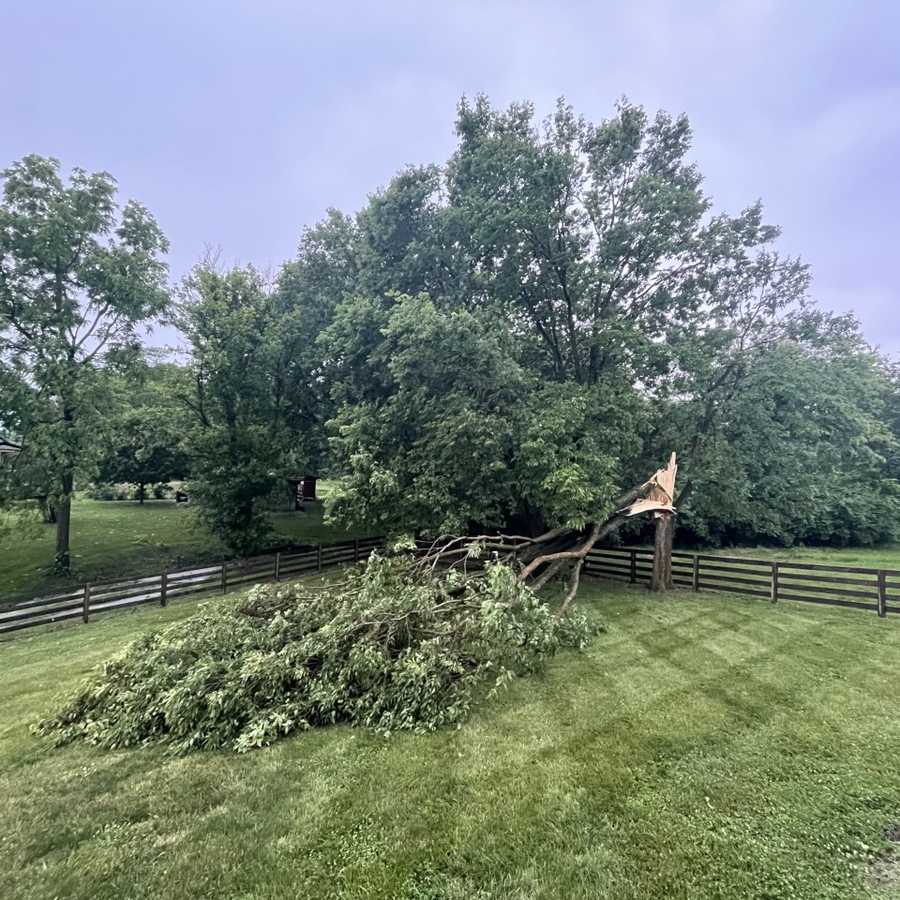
[2,578,899,899]
[0,489,367,602]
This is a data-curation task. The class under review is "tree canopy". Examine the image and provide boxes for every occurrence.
[0,155,169,570]
[274,96,898,549]
[3,97,897,572]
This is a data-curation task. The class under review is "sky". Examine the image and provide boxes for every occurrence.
[2,0,898,355]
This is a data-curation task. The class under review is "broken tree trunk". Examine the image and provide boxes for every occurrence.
[651,512,674,592]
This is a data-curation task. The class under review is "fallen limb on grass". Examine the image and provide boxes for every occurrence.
[38,553,594,753]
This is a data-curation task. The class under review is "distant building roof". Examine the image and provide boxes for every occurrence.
[0,437,22,454]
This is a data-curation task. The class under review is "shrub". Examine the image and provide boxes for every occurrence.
[87,483,132,501]
[85,484,116,500]
[39,553,595,753]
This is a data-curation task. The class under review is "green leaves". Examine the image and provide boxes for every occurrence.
[176,264,296,555]
[0,154,170,569]
[40,553,594,752]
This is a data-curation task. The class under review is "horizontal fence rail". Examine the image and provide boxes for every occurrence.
[3,538,896,637]
[584,548,900,617]
[0,537,385,636]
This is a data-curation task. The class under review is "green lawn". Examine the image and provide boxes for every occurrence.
[0,492,368,602]
[699,544,900,571]
[5,497,897,607]
[2,578,899,899]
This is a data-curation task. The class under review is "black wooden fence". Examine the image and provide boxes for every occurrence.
[583,547,900,617]
[3,539,897,637]
[0,537,385,635]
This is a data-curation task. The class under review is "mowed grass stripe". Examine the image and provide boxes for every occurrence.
[1,582,899,899]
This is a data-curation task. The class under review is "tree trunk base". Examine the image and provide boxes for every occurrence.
[55,487,72,575]
[651,513,674,592]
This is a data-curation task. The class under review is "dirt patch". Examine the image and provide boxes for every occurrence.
[867,824,900,892]
[867,854,900,891]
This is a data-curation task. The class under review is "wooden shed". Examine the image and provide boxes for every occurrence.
[285,475,318,511]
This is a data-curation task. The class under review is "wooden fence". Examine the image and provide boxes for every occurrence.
[584,547,900,617]
[4,539,897,636]
[0,537,385,636]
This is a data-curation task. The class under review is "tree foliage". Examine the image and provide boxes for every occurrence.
[287,95,898,549]
[40,552,593,752]
[0,155,169,570]
[176,264,292,555]
[95,363,189,501]
[326,293,644,537]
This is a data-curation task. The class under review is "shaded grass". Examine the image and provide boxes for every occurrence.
[2,578,899,899]
[0,492,366,602]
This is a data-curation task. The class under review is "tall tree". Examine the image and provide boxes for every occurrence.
[292,95,894,594]
[176,263,291,555]
[0,155,169,571]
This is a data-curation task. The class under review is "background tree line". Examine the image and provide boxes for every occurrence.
[2,96,899,569]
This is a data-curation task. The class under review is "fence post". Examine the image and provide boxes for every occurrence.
[317,544,322,573]
[82,583,91,624]
[692,555,700,592]
[629,549,637,584]
[770,561,779,603]
[877,570,887,618]
[274,551,281,582]
[354,538,360,562]
[221,561,227,594]
[160,570,168,608]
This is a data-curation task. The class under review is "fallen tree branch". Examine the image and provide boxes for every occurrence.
[410,454,679,613]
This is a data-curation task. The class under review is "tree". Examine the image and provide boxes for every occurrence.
[296,97,826,592]
[0,155,169,571]
[273,212,362,476]
[658,337,900,547]
[176,263,292,555]
[95,366,189,502]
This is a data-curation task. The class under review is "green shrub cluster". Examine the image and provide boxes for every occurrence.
[85,482,172,501]
[39,553,594,752]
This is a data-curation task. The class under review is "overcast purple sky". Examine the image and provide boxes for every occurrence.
[2,1,897,354]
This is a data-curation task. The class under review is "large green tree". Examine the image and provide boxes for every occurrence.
[176,263,292,555]
[0,155,169,571]
[284,95,895,593]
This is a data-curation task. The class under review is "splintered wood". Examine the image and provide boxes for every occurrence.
[620,452,677,518]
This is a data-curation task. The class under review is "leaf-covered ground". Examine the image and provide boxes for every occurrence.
[2,578,899,899]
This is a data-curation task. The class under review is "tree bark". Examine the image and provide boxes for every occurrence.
[651,513,674,592]
[55,470,73,573]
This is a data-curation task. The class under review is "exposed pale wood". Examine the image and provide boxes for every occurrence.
[620,452,677,518]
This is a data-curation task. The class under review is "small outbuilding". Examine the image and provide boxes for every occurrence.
[286,475,318,511]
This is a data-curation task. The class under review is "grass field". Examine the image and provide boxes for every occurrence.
[702,544,900,571]
[0,491,367,602]
[2,578,899,899]
[5,496,898,607]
